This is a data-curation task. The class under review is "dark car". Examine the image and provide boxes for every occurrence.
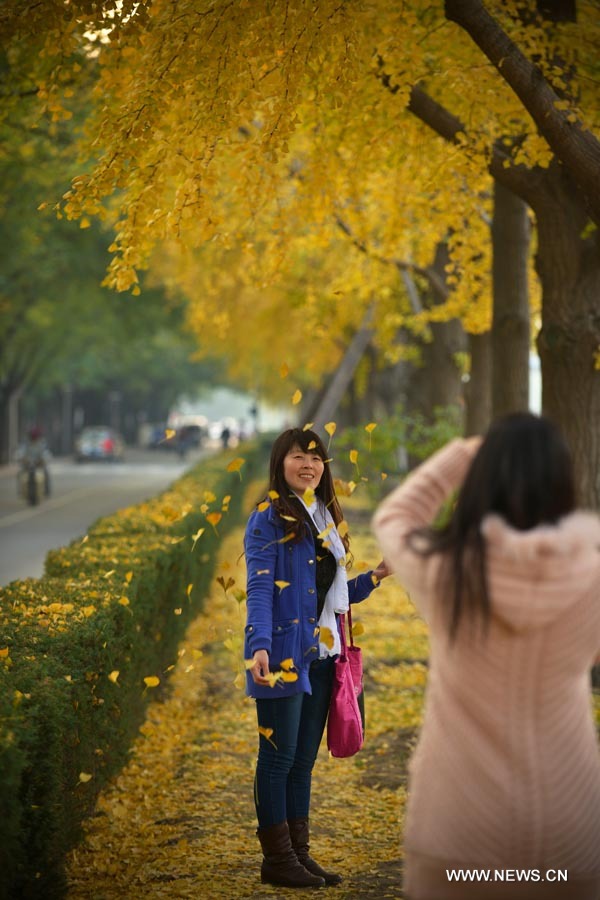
[75,427,125,462]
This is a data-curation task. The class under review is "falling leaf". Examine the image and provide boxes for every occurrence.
[351,621,365,637]
[302,422,314,431]
[381,472,388,480]
[203,490,217,503]
[324,422,336,436]
[78,772,93,784]
[187,584,193,599]
[124,571,133,584]
[164,428,176,441]
[307,440,317,449]
[267,490,279,499]
[279,658,295,671]
[217,576,235,594]
[319,626,335,649]
[257,500,270,512]
[226,457,245,479]
[233,672,245,689]
[80,535,89,544]
[337,520,349,538]
[258,726,277,749]
[365,422,377,450]
[349,449,359,465]
[143,676,160,688]
[108,670,119,684]
[302,487,315,506]
[275,580,290,590]
[191,528,205,551]
[103,570,115,579]
[206,512,222,531]
[280,670,299,682]
[118,596,130,606]
[291,389,302,405]
[280,362,289,378]
[317,524,333,540]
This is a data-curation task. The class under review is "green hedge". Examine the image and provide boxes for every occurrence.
[0,443,264,899]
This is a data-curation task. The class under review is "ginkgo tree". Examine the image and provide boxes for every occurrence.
[2,0,599,500]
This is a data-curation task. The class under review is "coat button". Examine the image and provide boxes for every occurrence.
[310,646,318,653]
[308,559,315,565]
[308,588,315,594]
[308,617,315,624]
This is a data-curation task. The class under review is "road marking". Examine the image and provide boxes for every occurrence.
[0,486,102,528]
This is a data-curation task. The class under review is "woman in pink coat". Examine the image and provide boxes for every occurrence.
[373,413,600,899]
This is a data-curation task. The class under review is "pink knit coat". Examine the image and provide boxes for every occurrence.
[373,439,600,886]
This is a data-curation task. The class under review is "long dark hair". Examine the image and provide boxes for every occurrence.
[412,412,576,639]
[265,428,349,552]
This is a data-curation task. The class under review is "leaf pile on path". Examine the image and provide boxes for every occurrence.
[65,496,429,899]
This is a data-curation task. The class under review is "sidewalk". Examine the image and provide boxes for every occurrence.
[65,493,428,899]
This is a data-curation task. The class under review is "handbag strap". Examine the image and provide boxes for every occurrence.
[347,604,356,648]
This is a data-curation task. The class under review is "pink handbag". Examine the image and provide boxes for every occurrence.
[326,607,364,758]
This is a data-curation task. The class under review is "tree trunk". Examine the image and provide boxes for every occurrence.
[532,164,600,508]
[491,180,531,416]
[465,331,492,435]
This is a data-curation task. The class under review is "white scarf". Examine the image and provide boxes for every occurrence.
[298,495,349,658]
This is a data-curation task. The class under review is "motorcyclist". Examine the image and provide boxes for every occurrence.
[18,426,51,498]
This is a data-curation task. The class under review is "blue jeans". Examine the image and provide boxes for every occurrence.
[254,656,334,827]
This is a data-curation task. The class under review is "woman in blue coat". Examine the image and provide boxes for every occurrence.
[244,427,389,888]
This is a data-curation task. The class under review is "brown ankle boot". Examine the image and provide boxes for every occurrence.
[257,821,326,888]
[288,817,343,885]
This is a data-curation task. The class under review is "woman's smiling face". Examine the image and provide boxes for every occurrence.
[283,444,325,495]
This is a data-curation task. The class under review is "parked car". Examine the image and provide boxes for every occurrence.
[75,427,125,462]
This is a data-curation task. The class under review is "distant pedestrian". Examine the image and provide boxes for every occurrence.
[244,427,389,888]
[373,412,600,899]
[220,425,231,449]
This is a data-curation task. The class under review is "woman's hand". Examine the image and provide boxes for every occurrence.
[372,559,392,582]
[249,649,272,686]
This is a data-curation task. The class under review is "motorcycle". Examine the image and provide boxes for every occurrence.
[17,461,49,506]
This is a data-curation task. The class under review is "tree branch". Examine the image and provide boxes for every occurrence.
[445,0,600,224]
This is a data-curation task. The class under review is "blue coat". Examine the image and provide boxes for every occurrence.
[244,502,377,699]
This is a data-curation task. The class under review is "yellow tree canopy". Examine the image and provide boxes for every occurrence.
[2,0,598,392]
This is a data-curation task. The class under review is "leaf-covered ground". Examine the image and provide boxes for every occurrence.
[65,490,426,899]
[65,489,600,899]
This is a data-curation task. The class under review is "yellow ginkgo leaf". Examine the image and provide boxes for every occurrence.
[302,487,315,506]
[365,422,377,434]
[203,490,216,503]
[174,608,182,615]
[319,626,335,649]
[349,449,359,465]
[226,457,245,478]
[78,772,93,783]
[381,472,388,480]
[302,422,314,431]
[124,571,133,583]
[164,428,176,441]
[233,672,245,689]
[257,500,270,512]
[258,726,277,748]
[324,422,336,436]
[103,569,115,579]
[279,658,295,671]
[317,524,333,540]
[291,389,302,405]
[267,490,279,499]
[275,580,290,590]
[337,520,349,538]
[108,670,119,684]
[118,596,130,606]
[206,511,222,529]
[307,440,317,449]
[280,670,299,683]
[351,621,365,637]
[280,362,289,378]
[186,583,193,598]
[244,658,256,670]
[191,528,205,551]
[143,676,160,688]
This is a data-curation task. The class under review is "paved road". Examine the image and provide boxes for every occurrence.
[0,448,207,587]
